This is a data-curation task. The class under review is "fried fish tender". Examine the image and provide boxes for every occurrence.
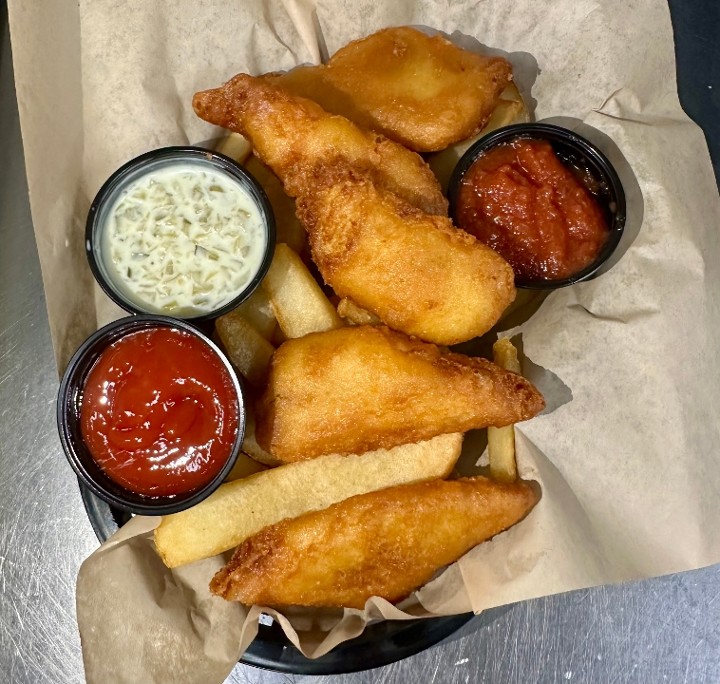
[193,74,447,216]
[266,27,513,153]
[428,82,530,192]
[155,433,462,568]
[296,168,515,345]
[243,155,306,253]
[211,476,539,608]
[255,325,545,462]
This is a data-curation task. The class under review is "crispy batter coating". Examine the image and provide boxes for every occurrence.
[297,167,516,345]
[210,476,539,608]
[255,325,545,462]
[266,27,513,153]
[193,76,516,344]
[192,74,447,216]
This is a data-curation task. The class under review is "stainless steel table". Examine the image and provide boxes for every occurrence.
[2,2,720,682]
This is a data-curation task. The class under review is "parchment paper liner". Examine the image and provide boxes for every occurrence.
[8,0,720,681]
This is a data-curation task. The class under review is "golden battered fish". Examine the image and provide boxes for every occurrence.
[297,167,516,345]
[192,74,447,216]
[255,325,544,462]
[210,476,539,608]
[266,27,513,153]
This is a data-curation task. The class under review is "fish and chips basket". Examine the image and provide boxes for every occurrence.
[7,1,720,682]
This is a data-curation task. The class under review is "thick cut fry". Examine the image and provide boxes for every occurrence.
[244,155,306,253]
[241,408,282,466]
[225,452,266,482]
[428,83,529,191]
[492,337,522,374]
[155,433,463,568]
[266,27,513,153]
[487,420,518,483]
[487,338,523,483]
[211,476,538,608]
[256,325,544,462]
[337,297,381,326]
[297,169,515,345]
[215,309,275,386]
[262,243,343,338]
[233,286,277,341]
[214,132,252,164]
[193,74,448,216]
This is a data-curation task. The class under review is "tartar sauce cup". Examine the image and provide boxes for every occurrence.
[57,315,246,515]
[448,123,626,289]
[86,146,276,320]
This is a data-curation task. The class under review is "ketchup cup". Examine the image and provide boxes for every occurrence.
[57,315,245,515]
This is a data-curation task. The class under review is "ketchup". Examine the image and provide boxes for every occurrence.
[80,327,239,497]
[456,138,609,281]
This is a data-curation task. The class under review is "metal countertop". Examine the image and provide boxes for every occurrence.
[2,2,720,682]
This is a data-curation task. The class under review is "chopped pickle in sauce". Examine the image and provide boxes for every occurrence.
[102,163,267,315]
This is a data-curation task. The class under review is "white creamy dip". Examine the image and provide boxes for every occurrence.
[101,162,267,316]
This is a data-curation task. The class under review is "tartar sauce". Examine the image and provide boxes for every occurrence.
[101,162,267,316]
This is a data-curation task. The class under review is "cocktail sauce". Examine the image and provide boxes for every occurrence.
[456,138,609,281]
[80,327,239,497]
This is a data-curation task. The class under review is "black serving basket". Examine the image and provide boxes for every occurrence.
[79,484,472,675]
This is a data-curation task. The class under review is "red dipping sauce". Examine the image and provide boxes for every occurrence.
[80,327,239,497]
[456,138,609,281]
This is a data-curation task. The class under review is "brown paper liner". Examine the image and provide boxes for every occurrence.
[9,0,720,681]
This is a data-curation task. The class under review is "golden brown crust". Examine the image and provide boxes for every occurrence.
[255,325,544,462]
[193,76,516,345]
[296,167,516,345]
[266,27,513,152]
[210,476,539,608]
[192,74,447,216]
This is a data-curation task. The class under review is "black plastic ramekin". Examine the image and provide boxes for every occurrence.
[57,315,245,515]
[85,146,276,320]
[448,123,626,289]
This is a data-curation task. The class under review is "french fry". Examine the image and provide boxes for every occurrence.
[492,337,522,373]
[241,409,283,466]
[244,155,307,253]
[154,432,463,568]
[225,452,267,482]
[483,82,530,129]
[487,337,522,483]
[234,287,277,341]
[215,309,275,386]
[262,243,343,338]
[215,132,253,164]
[337,297,381,325]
